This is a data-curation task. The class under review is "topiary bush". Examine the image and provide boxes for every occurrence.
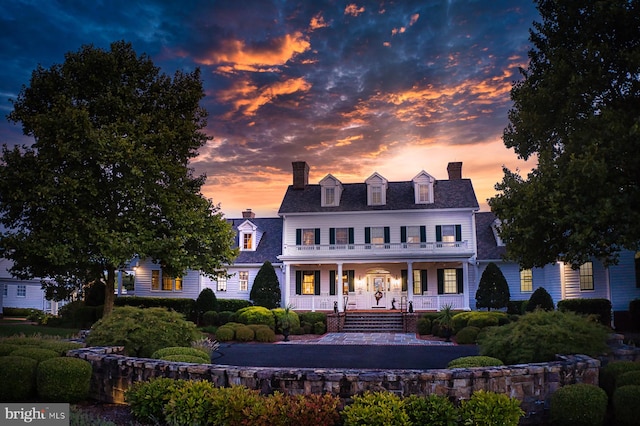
[617,370,640,387]
[448,356,503,368]
[341,391,410,426]
[0,356,38,401]
[217,310,235,325]
[478,310,609,364]
[460,390,524,426]
[549,383,607,426]
[250,260,281,309]
[254,325,276,342]
[37,357,92,402]
[10,347,59,363]
[236,306,276,329]
[85,306,202,358]
[455,326,481,344]
[417,317,432,335]
[151,347,210,363]
[313,321,327,335]
[475,262,510,311]
[404,394,458,426]
[195,288,218,324]
[525,287,554,312]
[215,325,235,341]
[599,361,640,397]
[201,310,218,326]
[613,385,640,426]
[234,325,255,342]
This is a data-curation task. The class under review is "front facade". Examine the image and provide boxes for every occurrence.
[278,161,480,312]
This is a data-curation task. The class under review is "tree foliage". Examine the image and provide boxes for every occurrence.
[249,261,281,309]
[0,41,238,315]
[489,0,640,268]
[475,262,510,311]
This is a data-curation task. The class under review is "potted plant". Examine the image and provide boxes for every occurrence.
[437,304,455,342]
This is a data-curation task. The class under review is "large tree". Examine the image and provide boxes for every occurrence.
[489,0,640,268]
[0,41,238,316]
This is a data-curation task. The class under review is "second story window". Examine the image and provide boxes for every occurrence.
[436,225,462,245]
[418,184,429,203]
[325,187,335,205]
[296,228,320,248]
[243,233,253,250]
[239,271,249,292]
[216,274,227,291]
[371,186,382,204]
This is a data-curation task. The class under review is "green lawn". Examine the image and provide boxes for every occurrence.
[0,320,80,338]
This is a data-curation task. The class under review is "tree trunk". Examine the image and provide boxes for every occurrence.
[103,266,116,317]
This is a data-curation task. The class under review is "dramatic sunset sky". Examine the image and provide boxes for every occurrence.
[1,0,540,217]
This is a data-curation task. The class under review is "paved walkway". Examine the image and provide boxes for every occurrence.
[277,332,453,346]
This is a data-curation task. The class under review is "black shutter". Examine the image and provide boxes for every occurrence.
[435,225,442,242]
[295,270,302,295]
[296,229,302,245]
[437,269,444,294]
[384,227,390,243]
[348,227,354,244]
[364,227,371,244]
[421,270,428,293]
[347,270,355,292]
[329,270,336,295]
[329,228,335,245]
[401,269,408,292]
[400,226,407,243]
[314,271,321,295]
[314,228,321,245]
[455,225,462,242]
[456,269,463,293]
[420,226,426,243]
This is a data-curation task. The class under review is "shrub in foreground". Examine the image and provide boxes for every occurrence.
[549,383,607,426]
[454,326,480,344]
[10,347,59,363]
[448,355,503,368]
[86,306,201,358]
[478,310,609,364]
[599,361,640,397]
[341,391,410,426]
[459,390,524,426]
[616,370,640,387]
[125,378,186,422]
[151,347,210,363]
[613,385,640,426]
[37,357,92,402]
[0,356,38,401]
[404,394,458,426]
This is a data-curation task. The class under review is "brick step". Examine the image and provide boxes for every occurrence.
[343,313,404,332]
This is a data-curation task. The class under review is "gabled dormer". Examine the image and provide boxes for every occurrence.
[365,172,388,206]
[412,171,435,204]
[319,174,343,207]
[237,220,263,251]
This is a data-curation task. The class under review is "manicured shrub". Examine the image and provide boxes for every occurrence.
[202,310,218,326]
[448,356,503,368]
[125,377,186,423]
[250,261,282,309]
[404,394,458,426]
[507,300,527,315]
[217,299,252,313]
[478,310,609,364]
[215,325,235,341]
[0,356,38,401]
[10,347,59,363]
[161,354,209,364]
[417,317,432,335]
[151,346,210,362]
[163,380,218,426]
[291,325,305,335]
[37,357,92,402]
[217,310,235,325]
[617,370,640,387]
[195,288,218,324]
[85,306,201,358]
[341,391,410,426]
[313,321,327,334]
[254,325,276,342]
[475,262,510,311]
[613,385,640,426]
[600,361,640,397]
[0,343,21,356]
[114,296,196,321]
[236,306,276,329]
[39,340,84,355]
[558,298,612,326]
[451,311,508,334]
[285,393,341,426]
[272,307,301,333]
[298,311,327,326]
[468,315,499,329]
[235,325,255,341]
[455,326,480,344]
[460,390,524,426]
[525,287,554,312]
[549,383,607,426]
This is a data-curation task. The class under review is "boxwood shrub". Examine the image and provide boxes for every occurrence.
[341,391,410,426]
[235,325,255,341]
[600,361,640,397]
[236,306,276,329]
[417,317,432,335]
[37,357,92,402]
[0,356,38,401]
[215,325,235,341]
[617,370,640,387]
[125,377,186,422]
[151,347,210,362]
[298,311,326,326]
[160,354,209,364]
[448,356,503,368]
[613,385,640,426]
[455,326,480,344]
[254,326,276,342]
[459,390,524,426]
[0,343,21,356]
[10,347,59,363]
[549,383,607,426]
[114,296,196,321]
[217,310,235,325]
[201,310,219,326]
[404,394,458,426]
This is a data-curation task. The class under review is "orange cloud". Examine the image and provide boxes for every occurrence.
[197,31,310,72]
[409,13,419,26]
[345,4,365,16]
[310,13,329,30]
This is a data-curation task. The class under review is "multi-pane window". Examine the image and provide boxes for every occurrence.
[216,274,227,291]
[443,269,458,294]
[335,228,349,245]
[242,233,253,250]
[302,229,316,246]
[302,271,315,295]
[520,269,533,292]
[418,184,429,203]
[406,226,421,244]
[239,271,249,292]
[441,225,456,243]
[152,270,182,291]
[370,227,385,245]
[579,262,594,291]
[152,270,160,290]
[413,270,422,295]
[371,186,382,204]
[17,284,26,297]
[325,187,335,205]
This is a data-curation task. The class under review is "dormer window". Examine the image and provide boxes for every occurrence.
[237,220,260,251]
[242,233,253,250]
[320,174,343,207]
[365,172,388,206]
[412,171,435,204]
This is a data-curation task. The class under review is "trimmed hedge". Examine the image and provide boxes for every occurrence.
[600,361,640,397]
[236,306,276,329]
[448,356,503,368]
[160,354,209,364]
[613,385,640,426]
[404,394,458,426]
[215,325,235,341]
[0,356,38,401]
[151,347,210,362]
[558,298,612,326]
[114,296,196,321]
[549,383,607,426]
[10,347,59,363]
[341,391,410,426]
[455,326,480,344]
[37,357,92,402]
[217,299,252,313]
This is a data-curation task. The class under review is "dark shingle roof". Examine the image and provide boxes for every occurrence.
[475,211,506,260]
[278,179,479,214]
[226,217,282,264]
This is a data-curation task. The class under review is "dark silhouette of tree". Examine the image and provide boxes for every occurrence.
[526,287,555,312]
[475,262,510,311]
[250,261,281,309]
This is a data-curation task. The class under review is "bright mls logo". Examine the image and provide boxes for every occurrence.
[2,404,69,425]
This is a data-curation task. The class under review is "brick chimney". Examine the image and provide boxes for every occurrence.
[447,162,463,180]
[292,161,309,189]
[242,209,255,219]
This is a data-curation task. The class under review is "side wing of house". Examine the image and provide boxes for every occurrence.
[0,258,64,314]
[133,258,202,300]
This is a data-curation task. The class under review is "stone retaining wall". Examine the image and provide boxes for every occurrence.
[67,347,599,424]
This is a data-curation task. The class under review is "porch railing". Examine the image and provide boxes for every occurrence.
[281,241,472,258]
[288,294,466,312]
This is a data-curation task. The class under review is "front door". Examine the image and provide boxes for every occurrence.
[371,275,387,308]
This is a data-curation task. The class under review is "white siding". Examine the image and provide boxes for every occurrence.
[133,259,201,299]
[607,251,640,311]
[563,261,609,301]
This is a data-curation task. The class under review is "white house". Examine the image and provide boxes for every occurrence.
[0,258,65,315]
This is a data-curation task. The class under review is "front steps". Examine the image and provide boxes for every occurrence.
[342,312,404,332]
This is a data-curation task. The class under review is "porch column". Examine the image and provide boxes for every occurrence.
[407,261,414,309]
[337,262,344,312]
[284,263,291,308]
[462,261,471,310]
